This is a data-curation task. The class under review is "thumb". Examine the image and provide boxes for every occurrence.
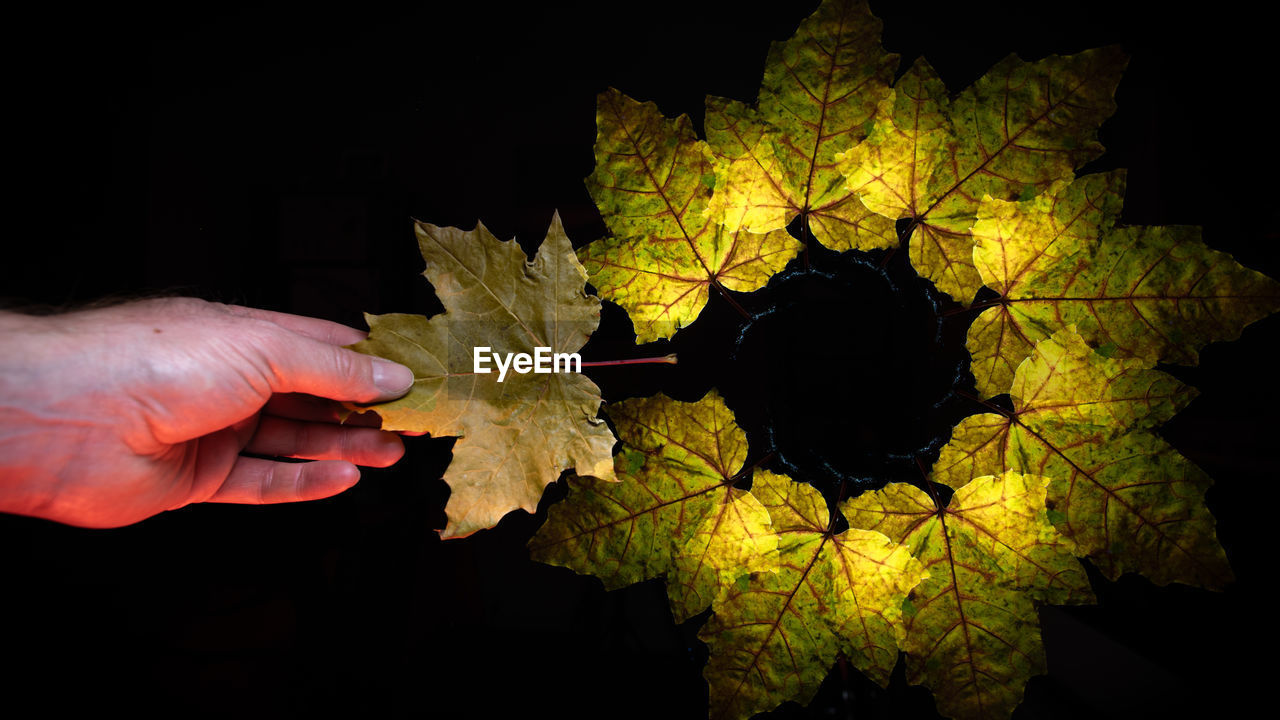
[259,332,415,404]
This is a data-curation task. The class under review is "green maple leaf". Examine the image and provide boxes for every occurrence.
[844,472,1093,720]
[529,394,927,720]
[836,50,1126,304]
[703,0,897,251]
[347,214,616,538]
[934,327,1232,589]
[580,89,802,342]
[529,391,777,622]
[701,470,926,720]
[579,0,906,342]
[966,171,1280,397]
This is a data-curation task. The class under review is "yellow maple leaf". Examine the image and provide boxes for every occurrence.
[845,472,1093,720]
[348,214,616,538]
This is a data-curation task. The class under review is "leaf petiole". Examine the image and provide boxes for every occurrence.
[579,354,678,368]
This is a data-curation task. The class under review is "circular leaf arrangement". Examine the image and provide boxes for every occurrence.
[354,1,1280,718]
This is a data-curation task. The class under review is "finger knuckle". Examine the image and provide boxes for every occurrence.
[332,349,372,389]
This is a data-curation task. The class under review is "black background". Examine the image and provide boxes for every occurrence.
[3,1,1278,718]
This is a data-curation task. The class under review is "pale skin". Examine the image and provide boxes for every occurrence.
[0,297,415,528]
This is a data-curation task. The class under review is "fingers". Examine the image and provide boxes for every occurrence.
[219,304,368,346]
[263,393,385,428]
[205,457,361,504]
[245,415,405,467]
[211,301,415,407]
[260,333,415,404]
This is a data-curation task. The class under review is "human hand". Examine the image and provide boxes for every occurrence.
[0,297,414,527]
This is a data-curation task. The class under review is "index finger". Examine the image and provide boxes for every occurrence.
[218,304,368,346]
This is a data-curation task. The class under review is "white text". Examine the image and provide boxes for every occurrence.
[473,347,582,382]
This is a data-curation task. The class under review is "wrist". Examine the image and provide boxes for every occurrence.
[0,311,77,519]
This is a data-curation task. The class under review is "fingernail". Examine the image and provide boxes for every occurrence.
[372,358,414,397]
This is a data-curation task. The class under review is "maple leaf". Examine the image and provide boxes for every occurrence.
[529,391,777,623]
[579,89,802,342]
[966,171,1280,397]
[837,51,1127,303]
[934,326,1232,589]
[844,472,1093,720]
[529,395,927,720]
[347,214,616,538]
[703,0,897,251]
[700,470,926,720]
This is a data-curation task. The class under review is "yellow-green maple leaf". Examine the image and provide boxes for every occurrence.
[347,214,616,538]
[843,472,1093,720]
[703,0,897,252]
[529,391,776,622]
[838,50,1127,303]
[580,89,802,342]
[967,171,1280,397]
[934,327,1232,589]
[700,470,926,720]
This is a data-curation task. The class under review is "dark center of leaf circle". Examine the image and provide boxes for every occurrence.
[721,222,974,504]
